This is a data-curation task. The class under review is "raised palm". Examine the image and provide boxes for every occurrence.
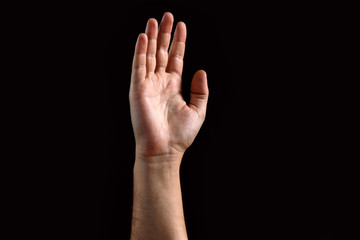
[129,12,209,158]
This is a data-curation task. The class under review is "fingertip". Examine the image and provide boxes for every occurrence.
[160,12,174,32]
[174,21,187,42]
[147,18,158,24]
[136,33,148,53]
[199,70,209,93]
[163,12,174,21]
[192,70,209,94]
[198,69,206,77]
[138,33,148,42]
[177,21,187,33]
[190,70,209,117]
[145,18,158,38]
[177,21,186,29]
[196,70,207,82]
[146,18,158,29]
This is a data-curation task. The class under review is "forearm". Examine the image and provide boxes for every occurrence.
[131,154,188,240]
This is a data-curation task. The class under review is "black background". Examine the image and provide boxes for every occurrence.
[10,2,356,239]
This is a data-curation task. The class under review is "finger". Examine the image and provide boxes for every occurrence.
[145,18,158,75]
[189,70,209,119]
[166,21,187,77]
[155,12,174,73]
[132,33,148,82]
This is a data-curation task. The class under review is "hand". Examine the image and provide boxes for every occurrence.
[129,12,209,160]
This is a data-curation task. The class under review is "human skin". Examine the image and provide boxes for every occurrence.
[129,12,209,239]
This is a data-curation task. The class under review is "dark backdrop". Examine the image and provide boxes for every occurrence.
[14,2,355,239]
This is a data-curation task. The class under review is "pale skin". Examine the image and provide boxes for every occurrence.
[129,12,209,240]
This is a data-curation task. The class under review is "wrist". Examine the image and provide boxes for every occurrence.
[134,151,184,176]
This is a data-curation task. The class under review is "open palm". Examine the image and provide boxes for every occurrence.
[129,12,209,158]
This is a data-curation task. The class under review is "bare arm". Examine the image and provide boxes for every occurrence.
[129,12,209,239]
[131,154,187,239]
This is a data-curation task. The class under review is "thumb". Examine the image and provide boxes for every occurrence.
[189,70,209,118]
